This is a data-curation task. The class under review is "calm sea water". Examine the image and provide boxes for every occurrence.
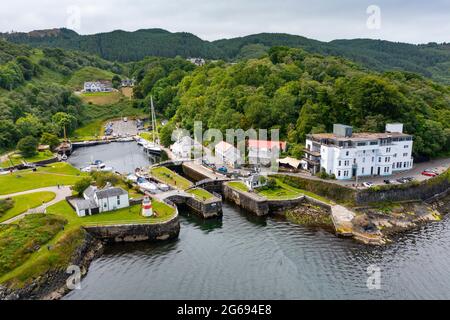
[68,142,153,174]
[65,143,450,300]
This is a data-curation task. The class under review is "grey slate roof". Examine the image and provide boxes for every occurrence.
[74,198,98,211]
[95,187,128,200]
[83,186,97,199]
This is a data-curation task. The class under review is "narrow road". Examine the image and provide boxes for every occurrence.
[0,186,72,224]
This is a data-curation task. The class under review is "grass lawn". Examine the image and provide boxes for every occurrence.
[121,87,133,98]
[188,188,214,201]
[47,199,176,227]
[67,66,116,90]
[150,167,193,190]
[140,132,155,142]
[0,214,66,279]
[80,91,123,106]
[228,181,249,192]
[256,184,302,200]
[0,163,85,195]
[0,192,56,223]
[259,179,332,204]
[0,150,55,168]
[71,119,105,140]
[0,198,177,288]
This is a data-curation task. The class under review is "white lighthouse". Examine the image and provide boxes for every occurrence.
[142,196,153,217]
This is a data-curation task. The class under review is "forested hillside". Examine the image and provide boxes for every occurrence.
[2,28,450,84]
[130,47,450,159]
[1,37,449,160]
[0,39,124,154]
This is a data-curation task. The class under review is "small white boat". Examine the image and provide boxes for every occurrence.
[139,181,159,193]
[158,183,170,192]
[127,174,139,182]
[61,154,68,161]
[144,142,162,155]
[81,166,92,173]
[100,167,114,172]
[117,137,134,142]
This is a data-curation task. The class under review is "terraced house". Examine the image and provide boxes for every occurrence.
[302,124,414,180]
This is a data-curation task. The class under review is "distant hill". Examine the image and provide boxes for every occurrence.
[2,28,450,83]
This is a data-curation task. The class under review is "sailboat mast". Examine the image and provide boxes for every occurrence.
[150,96,159,144]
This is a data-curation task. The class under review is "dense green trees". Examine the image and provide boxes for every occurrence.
[4,29,450,83]
[139,47,449,158]
[17,136,38,157]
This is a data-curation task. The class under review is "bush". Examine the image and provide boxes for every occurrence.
[0,198,14,217]
[16,136,39,158]
[91,171,119,188]
[40,133,60,150]
[73,177,93,196]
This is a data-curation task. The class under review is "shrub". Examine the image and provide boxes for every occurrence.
[73,177,93,196]
[16,136,39,158]
[0,198,14,217]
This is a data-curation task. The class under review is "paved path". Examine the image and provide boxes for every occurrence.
[330,205,356,236]
[152,190,194,202]
[0,186,72,224]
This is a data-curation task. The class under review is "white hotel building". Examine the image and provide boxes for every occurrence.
[302,124,414,180]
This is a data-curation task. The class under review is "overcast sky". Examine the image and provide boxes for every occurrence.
[1,0,449,44]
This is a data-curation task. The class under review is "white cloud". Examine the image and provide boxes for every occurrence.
[0,0,448,44]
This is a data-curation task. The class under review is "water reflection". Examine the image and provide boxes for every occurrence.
[64,143,450,300]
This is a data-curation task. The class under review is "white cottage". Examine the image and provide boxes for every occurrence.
[215,141,242,168]
[74,186,130,217]
[244,174,268,190]
[171,136,202,159]
[83,80,113,93]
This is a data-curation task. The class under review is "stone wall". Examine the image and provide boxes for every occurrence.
[222,184,269,216]
[185,197,223,219]
[84,215,180,243]
[3,156,60,172]
[356,172,450,205]
[267,197,306,212]
[182,163,210,182]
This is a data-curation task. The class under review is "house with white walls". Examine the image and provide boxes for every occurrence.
[215,141,242,168]
[83,80,113,93]
[248,139,287,166]
[302,123,414,180]
[171,136,202,159]
[73,185,130,217]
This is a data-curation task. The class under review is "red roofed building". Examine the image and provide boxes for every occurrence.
[248,139,287,166]
[215,141,242,168]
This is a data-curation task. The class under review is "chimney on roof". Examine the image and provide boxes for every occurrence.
[385,123,404,134]
[333,124,353,138]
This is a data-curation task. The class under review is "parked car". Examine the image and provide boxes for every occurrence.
[363,182,374,188]
[217,167,228,174]
[424,168,438,174]
[383,180,391,184]
[422,171,438,177]
[397,178,409,184]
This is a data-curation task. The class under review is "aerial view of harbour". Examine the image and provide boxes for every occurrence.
[0,0,449,310]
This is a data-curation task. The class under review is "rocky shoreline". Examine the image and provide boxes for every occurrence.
[0,214,181,300]
[352,192,450,245]
[0,230,104,300]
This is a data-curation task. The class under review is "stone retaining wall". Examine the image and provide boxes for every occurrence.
[222,183,269,216]
[356,173,450,204]
[84,214,180,243]
[3,156,59,171]
[185,197,223,218]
